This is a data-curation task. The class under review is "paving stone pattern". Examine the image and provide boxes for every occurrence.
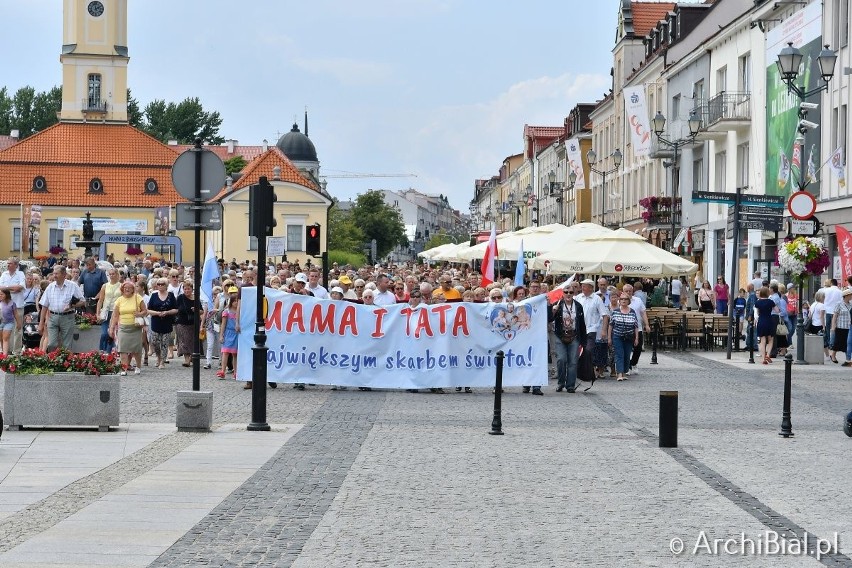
[150,393,386,567]
[0,430,204,554]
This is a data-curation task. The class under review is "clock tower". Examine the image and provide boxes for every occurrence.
[59,0,129,123]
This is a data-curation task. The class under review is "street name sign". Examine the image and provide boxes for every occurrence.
[176,202,223,230]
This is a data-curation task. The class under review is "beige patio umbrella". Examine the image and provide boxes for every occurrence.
[417,243,456,260]
[529,228,698,277]
[431,241,473,263]
[458,222,613,262]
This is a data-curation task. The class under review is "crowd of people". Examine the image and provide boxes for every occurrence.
[0,255,668,394]
[14,253,847,389]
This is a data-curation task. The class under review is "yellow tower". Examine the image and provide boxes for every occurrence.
[59,0,129,123]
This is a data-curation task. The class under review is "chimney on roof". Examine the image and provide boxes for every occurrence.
[272,166,282,181]
[226,139,237,154]
[262,139,268,151]
[10,129,19,140]
[167,139,178,145]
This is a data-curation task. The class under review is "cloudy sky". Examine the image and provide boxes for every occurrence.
[2,0,628,210]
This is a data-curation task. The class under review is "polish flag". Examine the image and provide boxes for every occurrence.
[481,227,498,286]
[547,273,577,304]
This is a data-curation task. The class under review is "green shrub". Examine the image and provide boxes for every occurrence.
[328,250,365,267]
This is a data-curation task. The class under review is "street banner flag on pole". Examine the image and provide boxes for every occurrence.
[830,147,846,188]
[777,148,790,189]
[836,226,852,283]
[807,144,818,183]
[481,227,497,286]
[514,239,525,286]
[200,241,219,305]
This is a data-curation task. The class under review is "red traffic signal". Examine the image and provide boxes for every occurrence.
[306,223,321,256]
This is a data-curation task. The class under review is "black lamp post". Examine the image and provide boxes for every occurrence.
[550,169,577,225]
[776,41,837,365]
[28,226,35,258]
[586,148,623,226]
[652,108,702,251]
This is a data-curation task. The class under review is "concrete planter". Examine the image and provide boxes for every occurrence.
[3,372,120,431]
[71,327,101,353]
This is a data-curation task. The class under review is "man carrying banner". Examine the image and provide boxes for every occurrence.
[576,278,608,382]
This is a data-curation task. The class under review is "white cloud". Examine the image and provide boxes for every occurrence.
[290,57,393,87]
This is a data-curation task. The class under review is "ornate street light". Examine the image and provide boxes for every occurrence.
[653,108,701,250]
[775,41,837,365]
[586,148,622,226]
[776,42,837,98]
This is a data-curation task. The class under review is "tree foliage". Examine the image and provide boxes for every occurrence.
[127,89,143,128]
[141,97,224,144]
[0,85,62,138]
[224,155,248,176]
[350,190,408,260]
[327,202,365,255]
[424,230,455,251]
[0,86,225,145]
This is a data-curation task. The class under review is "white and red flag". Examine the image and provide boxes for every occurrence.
[481,227,498,286]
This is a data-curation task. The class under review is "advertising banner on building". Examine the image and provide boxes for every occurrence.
[622,85,652,157]
[57,217,148,232]
[765,1,823,197]
[236,287,549,389]
[836,226,852,282]
[565,137,586,190]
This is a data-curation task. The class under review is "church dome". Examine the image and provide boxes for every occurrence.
[276,123,317,162]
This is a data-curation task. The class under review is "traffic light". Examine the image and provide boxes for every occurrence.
[249,176,277,237]
[306,224,321,256]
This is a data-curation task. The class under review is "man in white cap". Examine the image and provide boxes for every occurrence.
[575,278,609,382]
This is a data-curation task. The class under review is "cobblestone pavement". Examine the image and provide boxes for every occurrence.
[2,348,852,566]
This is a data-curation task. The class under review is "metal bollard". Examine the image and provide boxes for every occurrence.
[659,391,678,448]
[650,317,659,364]
[747,321,755,364]
[489,350,505,435]
[779,353,794,438]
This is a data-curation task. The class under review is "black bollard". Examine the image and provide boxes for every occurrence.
[650,317,659,364]
[779,353,794,438]
[489,350,505,435]
[659,391,678,448]
[748,321,755,364]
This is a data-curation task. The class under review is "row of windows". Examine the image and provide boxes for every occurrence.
[9,224,309,254]
[30,176,160,194]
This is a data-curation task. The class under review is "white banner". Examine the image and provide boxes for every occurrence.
[236,288,549,388]
[623,85,652,157]
[58,217,148,232]
[565,137,586,190]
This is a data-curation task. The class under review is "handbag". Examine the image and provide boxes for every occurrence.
[776,319,789,336]
[134,316,146,327]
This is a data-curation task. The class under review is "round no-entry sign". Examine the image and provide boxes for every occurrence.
[787,191,817,220]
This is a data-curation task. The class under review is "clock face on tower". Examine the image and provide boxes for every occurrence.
[87,1,104,17]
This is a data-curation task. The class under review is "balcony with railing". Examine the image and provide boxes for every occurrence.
[82,98,108,114]
[693,92,750,134]
[640,196,681,229]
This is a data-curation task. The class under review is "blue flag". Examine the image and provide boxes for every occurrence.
[514,239,525,287]
[200,241,220,305]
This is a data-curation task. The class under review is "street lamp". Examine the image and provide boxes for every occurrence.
[550,169,577,225]
[776,42,838,98]
[586,148,622,226]
[652,108,701,251]
[776,41,837,365]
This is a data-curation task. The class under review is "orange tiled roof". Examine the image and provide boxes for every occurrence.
[0,122,184,207]
[0,135,18,151]
[524,125,564,138]
[632,1,676,37]
[172,143,268,165]
[212,147,318,201]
